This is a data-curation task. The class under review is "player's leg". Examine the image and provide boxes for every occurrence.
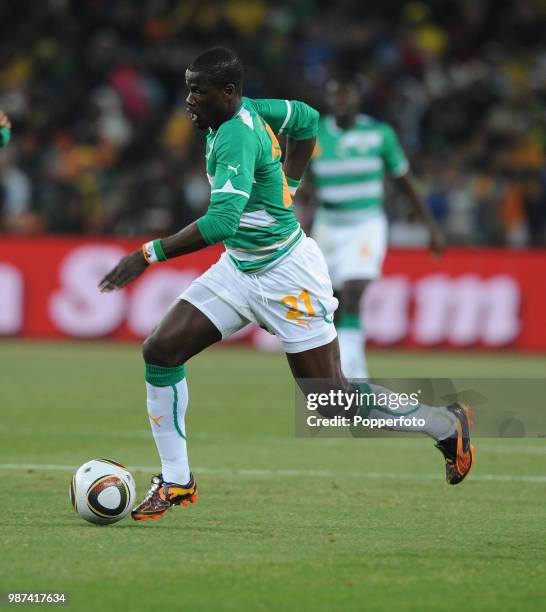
[132,299,221,520]
[142,299,221,366]
[286,337,349,400]
[257,237,473,484]
[133,258,251,520]
[287,338,455,436]
[286,340,474,484]
[285,338,354,416]
[337,212,389,379]
[336,278,371,379]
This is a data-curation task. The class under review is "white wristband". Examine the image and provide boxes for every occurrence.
[288,185,299,196]
[286,177,301,197]
[142,241,159,264]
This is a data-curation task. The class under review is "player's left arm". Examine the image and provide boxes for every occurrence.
[394,173,445,255]
[99,125,256,292]
[280,100,319,194]
[283,136,316,195]
[383,124,445,256]
[245,97,319,195]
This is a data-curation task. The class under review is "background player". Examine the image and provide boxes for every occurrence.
[98,48,473,521]
[307,75,445,378]
[0,110,11,147]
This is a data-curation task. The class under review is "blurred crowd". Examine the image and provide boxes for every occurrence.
[0,0,545,246]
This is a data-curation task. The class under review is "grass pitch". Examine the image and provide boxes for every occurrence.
[1,341,545,611]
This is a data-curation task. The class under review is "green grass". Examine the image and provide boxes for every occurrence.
[1,341,545,611]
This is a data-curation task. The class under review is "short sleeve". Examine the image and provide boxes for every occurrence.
[245,97,319,140]
[382,124,409,177]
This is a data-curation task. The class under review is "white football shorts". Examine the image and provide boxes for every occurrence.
[179,236,338,353]
[311,208,388,290]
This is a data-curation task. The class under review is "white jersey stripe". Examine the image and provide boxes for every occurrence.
[237,106,254,129]
[313,157,382,176]
[211,179,250,199]
[226,226,302,260]
[205,131,219,160]
[318,180,383,202]
[238,209,276,229]
[278,100,292,134]
[211,187,250,198]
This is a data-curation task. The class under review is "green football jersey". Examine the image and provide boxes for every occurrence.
[310,115,409,217]
[196,97,318,274]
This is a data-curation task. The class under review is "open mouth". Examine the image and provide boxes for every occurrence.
[187,108,199,123]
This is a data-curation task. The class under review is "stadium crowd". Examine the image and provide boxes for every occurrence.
[0,0,545,246]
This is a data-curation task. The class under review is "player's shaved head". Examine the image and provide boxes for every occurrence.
[188,47,244,94]
[185,48,244,131]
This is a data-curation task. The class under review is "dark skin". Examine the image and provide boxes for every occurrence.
[98,70,352,393]
[320,80,445,319]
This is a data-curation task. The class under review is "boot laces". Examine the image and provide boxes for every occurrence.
[142,475,163,502]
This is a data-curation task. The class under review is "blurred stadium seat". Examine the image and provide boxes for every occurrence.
[0,0,544,245]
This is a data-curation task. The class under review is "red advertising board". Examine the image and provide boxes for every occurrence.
[0,236,545,350]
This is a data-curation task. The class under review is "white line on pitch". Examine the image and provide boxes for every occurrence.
[0,463,545,483]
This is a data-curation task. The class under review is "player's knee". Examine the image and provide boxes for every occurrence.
[142,332,179,367]
[142,334,160,364]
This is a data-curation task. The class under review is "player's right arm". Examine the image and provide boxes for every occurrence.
[98,122,257,292]
[195,122,257,246]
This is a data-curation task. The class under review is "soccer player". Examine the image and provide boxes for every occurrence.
[307,76,445,378]
[98,48,473,521]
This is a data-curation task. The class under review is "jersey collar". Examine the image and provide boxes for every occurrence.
[208,102,244,135]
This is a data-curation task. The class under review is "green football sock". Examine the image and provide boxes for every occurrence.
[338,312,360,329]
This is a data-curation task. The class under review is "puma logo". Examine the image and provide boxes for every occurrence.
[228,164,240,175]
[149,414,163,428]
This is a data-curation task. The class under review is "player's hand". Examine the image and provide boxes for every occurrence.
[0,111,11,129]
[98,250,148,292]
[428,223,445,257]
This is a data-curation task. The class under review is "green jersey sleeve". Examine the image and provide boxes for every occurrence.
[244,97,319,140]
[381,124,409,177]
[197,122,258,245]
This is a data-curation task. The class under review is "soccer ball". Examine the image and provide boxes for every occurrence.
[69,459,136,525]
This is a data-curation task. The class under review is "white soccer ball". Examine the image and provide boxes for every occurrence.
[69,459,136,525]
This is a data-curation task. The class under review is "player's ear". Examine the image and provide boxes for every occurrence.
[224,83,235,100]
